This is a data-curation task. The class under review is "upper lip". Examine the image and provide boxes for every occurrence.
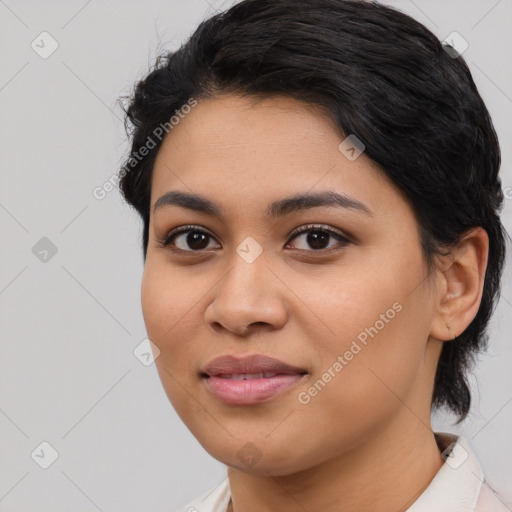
[202,354,308,377]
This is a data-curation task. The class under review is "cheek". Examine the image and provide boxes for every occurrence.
[140,262,195,344]
[141,265,170,343]
[141,264,203,419]
[299,249,430,408]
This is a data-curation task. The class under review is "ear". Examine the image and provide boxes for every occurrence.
[430,227,489,341]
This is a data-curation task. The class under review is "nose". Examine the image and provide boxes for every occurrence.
[204,252,289,337]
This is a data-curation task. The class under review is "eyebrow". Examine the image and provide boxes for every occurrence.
[153,190,373,218]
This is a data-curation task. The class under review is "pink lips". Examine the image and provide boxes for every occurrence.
[201,354,308,405]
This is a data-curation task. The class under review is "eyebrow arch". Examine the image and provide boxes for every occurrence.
[153,190,373,218]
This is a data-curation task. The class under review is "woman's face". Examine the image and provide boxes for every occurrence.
[141,94,443,475]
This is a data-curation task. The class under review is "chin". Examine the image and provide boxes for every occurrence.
[199,437,314,476]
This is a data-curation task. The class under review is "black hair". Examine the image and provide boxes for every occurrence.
[118,0,507,422]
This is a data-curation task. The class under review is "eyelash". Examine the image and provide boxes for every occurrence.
[157,223,351,254]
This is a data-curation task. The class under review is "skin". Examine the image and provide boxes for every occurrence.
[141,94,489,512]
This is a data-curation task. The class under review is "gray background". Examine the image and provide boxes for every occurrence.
[0,0,511,510]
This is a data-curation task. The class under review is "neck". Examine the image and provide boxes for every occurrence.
[226,415,444,512]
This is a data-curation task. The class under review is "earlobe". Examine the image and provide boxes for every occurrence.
[430,227,489,342]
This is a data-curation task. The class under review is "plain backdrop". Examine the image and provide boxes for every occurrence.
[1,0,511,510]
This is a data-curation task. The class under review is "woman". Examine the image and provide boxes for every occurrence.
[117,0,509,510]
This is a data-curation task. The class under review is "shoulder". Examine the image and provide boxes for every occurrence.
[174,478,231,512]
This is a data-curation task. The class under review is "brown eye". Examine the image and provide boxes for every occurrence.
[287,224,350,252]
[159,225,220,252]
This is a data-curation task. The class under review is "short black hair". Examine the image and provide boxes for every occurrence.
[118,0,508,422]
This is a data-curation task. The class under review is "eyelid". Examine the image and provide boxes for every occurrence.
[287,223,350,241]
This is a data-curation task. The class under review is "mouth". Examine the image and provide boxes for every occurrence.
[204,372,301,379]
[200,354,308,405]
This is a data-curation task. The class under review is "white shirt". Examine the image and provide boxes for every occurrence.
[175,432,510,512]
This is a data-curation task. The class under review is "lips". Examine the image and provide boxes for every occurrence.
[201,354,308,405]
[201,354,308,378]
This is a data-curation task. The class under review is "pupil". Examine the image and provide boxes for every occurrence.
[188,232,209,250]
[308,230,329,249]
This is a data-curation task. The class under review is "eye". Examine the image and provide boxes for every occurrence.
[157,225,220,252]
[286,224,351,252]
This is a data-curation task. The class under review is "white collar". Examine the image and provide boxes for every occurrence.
[178,432,505,512]
[406,431,483,511]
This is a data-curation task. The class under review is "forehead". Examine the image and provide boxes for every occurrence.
[150,94,403,220]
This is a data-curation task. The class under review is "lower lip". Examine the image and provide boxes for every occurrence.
[203,374,307,405]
